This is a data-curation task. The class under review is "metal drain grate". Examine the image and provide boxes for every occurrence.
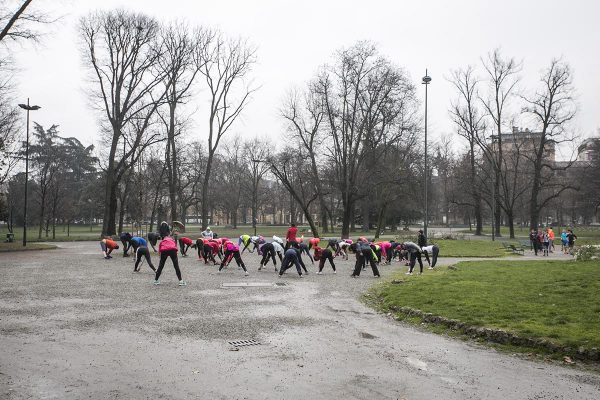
[274,282,287,286]
[221,282,287,288]
[228,339,261,347]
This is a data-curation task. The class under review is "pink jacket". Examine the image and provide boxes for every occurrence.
[159,237,178,252]
[225,241,239,252]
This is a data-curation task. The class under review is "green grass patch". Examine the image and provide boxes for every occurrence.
[368,259,600,355]
[0,242,57,252]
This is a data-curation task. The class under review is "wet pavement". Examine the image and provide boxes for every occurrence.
[0,241,597,399]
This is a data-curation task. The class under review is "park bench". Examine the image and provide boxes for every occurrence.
[508,243,524,255]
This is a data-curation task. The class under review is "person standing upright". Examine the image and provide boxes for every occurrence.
[285,223,298,250]
[417,230,427,248]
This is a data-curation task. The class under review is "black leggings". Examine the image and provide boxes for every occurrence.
[409,251,423,273]
[260,244,277,267]
[135,247,156,271]
[423,246,439,268]
[318,250,336,272]
[220,250,247,271]
[279,253,303,276]
[155,249,182,281]
[203,245,216,264]
[178,240,190,256]
[352,249,379,276]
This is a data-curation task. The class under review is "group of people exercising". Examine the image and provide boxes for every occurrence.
[99,222,441,285]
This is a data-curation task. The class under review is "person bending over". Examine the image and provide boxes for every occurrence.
[100,237,119,259]
[119,232,132,257]
[178,236,193,257]
[278,248,304,278]
[147,232,160,252]
[134,245,156,272]
[421,244,440,269]
[314,247,336,274]
[154,236,186,286]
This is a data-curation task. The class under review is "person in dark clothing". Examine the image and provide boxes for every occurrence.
[421,244,440,269]
[567,229,577,254]
[529,229,539,255]
[351,240,380,278]
[279,248,304,277]
[403,242,423,274]
[417,230,427,248]
[258,242,281,271]
[154,236,185,286]
[120,232,132,257]
[134,246,156,272]
[158,221,171,239]
[298,242,314,264]
[314,247,336,274]
[147,232,160,252]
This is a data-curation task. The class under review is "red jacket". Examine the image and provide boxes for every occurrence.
[286,227,298,241]
[180,237,193,246]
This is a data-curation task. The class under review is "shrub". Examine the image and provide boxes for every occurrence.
[574,245,600,262]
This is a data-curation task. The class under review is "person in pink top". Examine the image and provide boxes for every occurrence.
[285,223,298,250]
[379,241,392,264]
[219,241,248,275]
[154,236,185,286]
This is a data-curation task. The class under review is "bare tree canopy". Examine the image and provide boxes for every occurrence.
[0,0,54,44]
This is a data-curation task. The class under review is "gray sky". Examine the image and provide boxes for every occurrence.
[12,0,600,151]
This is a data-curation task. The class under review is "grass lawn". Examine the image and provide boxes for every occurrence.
[369,259,600,354]
[0,242,56,252]
[434,239,510,257]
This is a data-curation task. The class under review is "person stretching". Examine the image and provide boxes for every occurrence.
[129,236,147,254]
[100,237,119,259]
[178,236,193,257]
[219,241,249,275]
[351,239,380,278]
[308,237,320,250]
[421,244,440,269]
[258,242,280,271]
[403,242,423,275]
[147,232,160,252]
[314,247,336,274]
[154,236,186,286]
[119,232,132,257]
[134,245,156,272]
[278,248,304,278]
[298,242,314,264]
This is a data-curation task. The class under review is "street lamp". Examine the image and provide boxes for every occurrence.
[18,99,41,247]
[490,134,499,242]
[422,70,432,239]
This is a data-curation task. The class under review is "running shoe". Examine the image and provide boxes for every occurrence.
[405,272,412,275]
[316,271,322,275]
[428,267,434,270]
[244,271,249,276]
[153,280,160,285]
[179,280,187,286]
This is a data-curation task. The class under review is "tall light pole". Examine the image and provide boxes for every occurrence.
[18,99,41,247]
[490,134,499,242]
[422,70,432,239]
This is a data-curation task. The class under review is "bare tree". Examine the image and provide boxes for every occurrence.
[195,31,256,229]
[480,49,522,237]
[522,59,578,230]
[243,137,270,235]
[0,0,52,44]
[448,66,486,235]
[80,10,168,235]
[315,41,418,238]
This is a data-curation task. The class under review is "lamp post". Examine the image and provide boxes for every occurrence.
[18,99,41,247]
[422,70,432,239]
[490,134,499,242]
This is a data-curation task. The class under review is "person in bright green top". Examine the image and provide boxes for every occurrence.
[238,234,251,249]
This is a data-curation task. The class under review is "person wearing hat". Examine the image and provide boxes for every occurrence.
[201,227,214,240]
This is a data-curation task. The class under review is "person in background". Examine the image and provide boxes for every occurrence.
[154,235,186,286]
[308,237,320,250]
[119,232,132,257]
[100,237,119,259]
[542,230,550,256]
[285,223,298,250]
[561,230,569,254]
[272,235,284,247]
[351,239,380,278]
[417,229,427,248]
[530,229,539,256]
[178,236,193,257]
[403,242,423,275]
[147,232,160,252]
[547,227,555,252]
[201,227,214,240]
[566,229,577,255]
[159,221,171,239]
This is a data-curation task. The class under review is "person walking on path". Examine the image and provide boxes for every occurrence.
[314,246,336,274]
[285,223,298,250]
[561,230,569,254]
[154,236,186,286]
[566,229,577,255]
[542,231,550,256]
[421,244,440,269]
[134,245,156,272]
[100,237,119,259]
[530,229,539,255]
[547,227,556,252]
[351,239,380,278]
[403,242,424,275]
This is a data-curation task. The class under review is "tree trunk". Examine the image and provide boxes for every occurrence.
[506,209,515,239]
[102,168,118,236]
[361,200,370,232]
[341,197,352,239]
[374,203,387,239]
[201,151,215,230]
[167,102,178,221]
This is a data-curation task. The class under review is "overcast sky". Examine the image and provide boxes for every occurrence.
[11,0,600,151]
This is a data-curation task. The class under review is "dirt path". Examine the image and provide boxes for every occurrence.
[0,242,597,399]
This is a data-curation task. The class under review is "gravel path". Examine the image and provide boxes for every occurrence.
[0,241,598,399]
